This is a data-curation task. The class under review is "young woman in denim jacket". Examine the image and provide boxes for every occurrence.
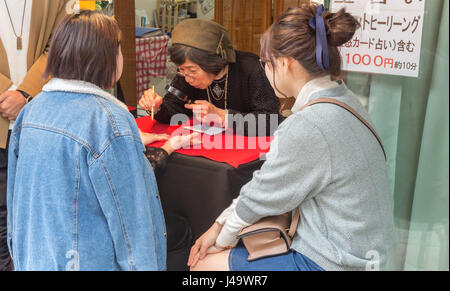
[6,11,194,271]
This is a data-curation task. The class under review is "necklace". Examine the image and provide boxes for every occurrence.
[212,74,227,84]
[3,0,27,50]
[208,68,228,101]
[207,69,229,110]
[211,83,225,100]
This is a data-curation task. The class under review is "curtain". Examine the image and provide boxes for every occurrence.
[403,0,449,271]
[346,0,449,271]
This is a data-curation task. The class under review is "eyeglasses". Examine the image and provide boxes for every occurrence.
[259,58,270,71]
[176,68,200,79]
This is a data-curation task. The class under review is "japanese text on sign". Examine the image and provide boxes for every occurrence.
[332,0,425,77]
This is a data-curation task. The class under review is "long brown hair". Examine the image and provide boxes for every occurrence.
[261,4,360,78]
[44,10,122,89]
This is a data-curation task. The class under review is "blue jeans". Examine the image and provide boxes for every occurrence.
[229,242,324,271]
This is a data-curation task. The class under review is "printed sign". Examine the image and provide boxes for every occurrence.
[332,0,426,77]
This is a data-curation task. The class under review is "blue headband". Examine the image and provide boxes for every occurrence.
[309,5,330,71]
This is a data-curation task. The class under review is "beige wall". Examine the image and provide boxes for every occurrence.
[135,0,214,27]
[135,0,158,26]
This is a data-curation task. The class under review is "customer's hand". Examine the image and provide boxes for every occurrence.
[139,88,163,112]
[139,130,170,146]
[188,222,227,267]
[0,90,27,120]
[162,132,201,155]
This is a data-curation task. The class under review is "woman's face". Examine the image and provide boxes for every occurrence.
[263,58,289,99]
[177,58,216,90]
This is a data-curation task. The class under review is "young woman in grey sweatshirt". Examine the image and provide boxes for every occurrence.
[188,4,395,271]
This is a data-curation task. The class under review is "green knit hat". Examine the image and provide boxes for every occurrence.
[171,18,236,63]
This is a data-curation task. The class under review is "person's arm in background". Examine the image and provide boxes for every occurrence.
[0,49,13,146]
[88,135,167,271]
[0,75,13,95]
[16,0,68,98]
[0,0,68,120]
[0,69,27,121]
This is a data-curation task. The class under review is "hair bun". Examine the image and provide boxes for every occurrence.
[324,8,360,47]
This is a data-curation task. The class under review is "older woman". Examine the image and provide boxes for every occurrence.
[139,19,283,138]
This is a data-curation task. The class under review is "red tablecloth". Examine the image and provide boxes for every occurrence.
[136,116,273,168]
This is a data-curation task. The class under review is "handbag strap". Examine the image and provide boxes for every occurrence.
[287,97,387,239]
[299,98,387,160]
[288,210,301,238]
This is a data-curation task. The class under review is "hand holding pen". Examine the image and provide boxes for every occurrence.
[140,86,163,118]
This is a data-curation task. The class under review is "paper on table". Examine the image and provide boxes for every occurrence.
[183,125,225,136]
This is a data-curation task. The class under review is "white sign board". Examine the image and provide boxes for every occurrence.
[332,0,425,78]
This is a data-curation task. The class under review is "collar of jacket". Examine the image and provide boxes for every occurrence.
[42,78,129,111]
[291,75,340,114]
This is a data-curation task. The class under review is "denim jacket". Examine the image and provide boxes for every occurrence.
[7,79,167,271]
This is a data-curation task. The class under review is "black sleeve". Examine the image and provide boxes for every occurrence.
[145,147,170,172]
[227,65,285,137]
[154,76,194,124]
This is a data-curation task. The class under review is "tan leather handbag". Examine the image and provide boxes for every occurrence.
[236,98,386,262]
[237,212,300,261]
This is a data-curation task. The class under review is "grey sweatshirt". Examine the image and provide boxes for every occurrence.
[232,80,395,271]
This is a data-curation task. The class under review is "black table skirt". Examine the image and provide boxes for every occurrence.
[156,153,264,243]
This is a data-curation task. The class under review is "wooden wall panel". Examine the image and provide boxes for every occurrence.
[114,0,136,106]
[215,0,272,56]
[273,0,310,22]
[216,0,312,56]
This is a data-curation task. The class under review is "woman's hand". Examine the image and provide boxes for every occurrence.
[139,130,170,146]
[139,88,163,112]
[185,100,226,127]
[162,132,202,155]
[188,222,228,267]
